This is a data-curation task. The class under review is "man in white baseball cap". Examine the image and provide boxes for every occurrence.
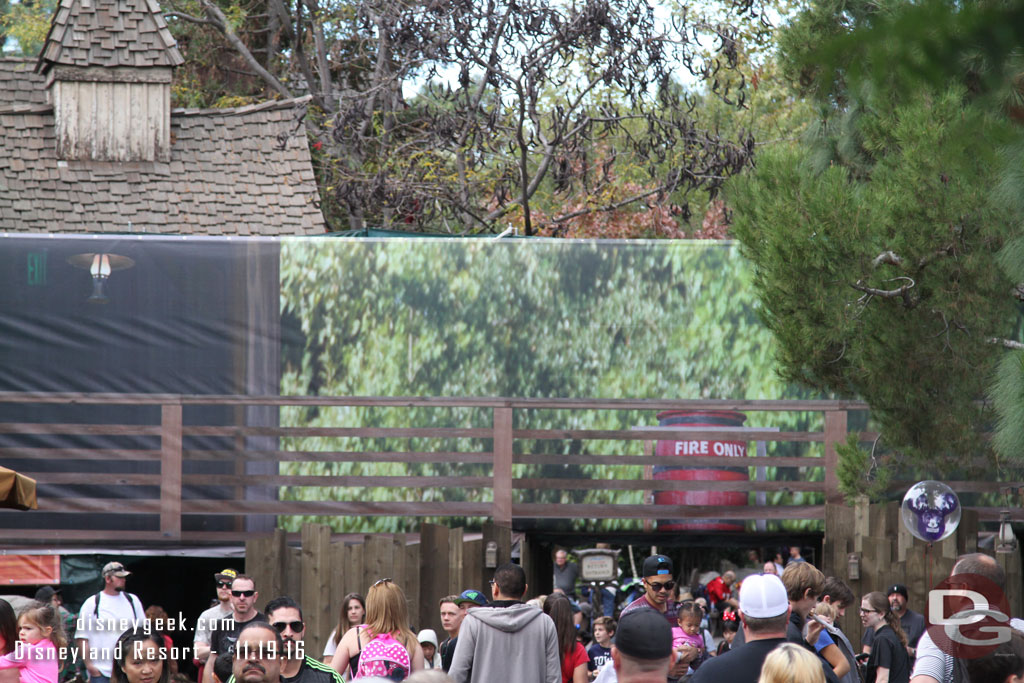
[692,574,791,683]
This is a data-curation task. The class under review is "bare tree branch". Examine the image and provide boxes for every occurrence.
[197,0,293,99]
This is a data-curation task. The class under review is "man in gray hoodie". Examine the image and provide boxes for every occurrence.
[449,562,560,683]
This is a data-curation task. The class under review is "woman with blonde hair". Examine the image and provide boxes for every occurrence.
[860,591,910,683]
[757,643,826,683]
[330,579,424,679]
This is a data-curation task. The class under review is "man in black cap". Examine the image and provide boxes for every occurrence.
[609,609,675,683]
[862,583,925,657]
[195,569,240,678]
[617,555,697,681]
[619,555,678,624]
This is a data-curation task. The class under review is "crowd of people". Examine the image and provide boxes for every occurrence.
[0,549,1020,683]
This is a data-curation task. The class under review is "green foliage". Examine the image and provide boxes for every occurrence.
[992,351,1024,461]
[277,240,824,532]
[0,0,55,56]
[835,434,891,502]
[727,88,1018,468]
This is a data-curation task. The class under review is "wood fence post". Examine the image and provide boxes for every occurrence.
[419,523,449,638]
[160,403,182,540]
[301,523,332,658]
[824,410,848,505]
[493,407,513,527]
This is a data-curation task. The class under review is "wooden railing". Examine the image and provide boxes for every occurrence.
[0,393,1018,544]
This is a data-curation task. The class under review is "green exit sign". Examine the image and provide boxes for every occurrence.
[27,251,47,286]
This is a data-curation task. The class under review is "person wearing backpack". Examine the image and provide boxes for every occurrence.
[329,579,424,681]
[76,562,143,683]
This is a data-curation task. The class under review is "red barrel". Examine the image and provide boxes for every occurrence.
[654,410,748,531]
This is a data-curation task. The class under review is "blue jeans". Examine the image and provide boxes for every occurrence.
[601,586,616,617]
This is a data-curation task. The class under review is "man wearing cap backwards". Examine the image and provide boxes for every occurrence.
[693,574,837,683]
[195,569,239,672]
[617,555,698,681]
[76,561,144,683]
[862,584,925,657]
[449,563,560,683]
[620,555,680,624]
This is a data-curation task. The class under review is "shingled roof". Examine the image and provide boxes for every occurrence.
[0,60,48,108]
[37,0,183,73]
[0,97,326,234]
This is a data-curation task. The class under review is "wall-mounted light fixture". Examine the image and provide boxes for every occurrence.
[485,541,498,569]
[997,510,1017,554]
[847,553,860,580]
[67,252,135,303]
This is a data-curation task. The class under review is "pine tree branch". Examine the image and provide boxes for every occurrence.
[852,277,915,301]
[988,337,1024,350]
[872,250,903,268]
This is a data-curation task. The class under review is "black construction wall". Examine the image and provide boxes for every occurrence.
[0,235,281,533]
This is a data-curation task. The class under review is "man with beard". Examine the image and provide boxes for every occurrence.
[196,570,238,664]
[233,622,283,683]
[77,562,143,683]
[265,597,342,683]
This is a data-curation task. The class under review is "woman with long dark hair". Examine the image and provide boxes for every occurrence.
[0,600,16,656]
[322,593,365,665]
[543,595,587,683]
[860,592,910,683]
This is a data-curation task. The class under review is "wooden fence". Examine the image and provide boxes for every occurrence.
[0,393,1020,543]
[824,501,1023,646]
[244,522,513,656]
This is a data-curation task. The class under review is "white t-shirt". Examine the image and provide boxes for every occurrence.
[193,603,233,654]
[77,591,143,677]
[322,629,339,658]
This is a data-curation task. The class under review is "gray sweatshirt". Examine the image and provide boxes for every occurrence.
[448,602,560,683]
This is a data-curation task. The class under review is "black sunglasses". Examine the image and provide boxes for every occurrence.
[271,621,304,633]
[216,581,232,589]
[646,580,676,592]
[231,590,256,598]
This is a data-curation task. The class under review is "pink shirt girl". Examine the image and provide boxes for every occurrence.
[0,638,59,683]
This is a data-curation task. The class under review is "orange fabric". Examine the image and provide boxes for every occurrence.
[0,555,59,584]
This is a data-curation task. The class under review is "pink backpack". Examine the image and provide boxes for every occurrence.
[354,630,411,681]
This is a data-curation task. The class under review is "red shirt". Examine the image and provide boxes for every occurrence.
[560,641,588,683]
[706,576,732,605]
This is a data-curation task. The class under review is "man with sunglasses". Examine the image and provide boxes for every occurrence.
[616,555,698,682]
[194,569,238,676]
[204,575,267,683]
[620,556,679,624]
[265,596,342,683]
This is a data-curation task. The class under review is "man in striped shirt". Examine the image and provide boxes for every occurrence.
[910,553,1024,683]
